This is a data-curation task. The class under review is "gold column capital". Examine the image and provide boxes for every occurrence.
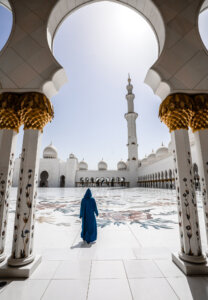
[189,94,208,132]
[0,92,54,132]
[159,93,193,132]
[20,92,54,131]
[0,93,22,132]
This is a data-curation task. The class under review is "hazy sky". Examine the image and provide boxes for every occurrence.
[0,4,208,169]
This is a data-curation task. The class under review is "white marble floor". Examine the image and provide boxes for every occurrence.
[0,188,208,299]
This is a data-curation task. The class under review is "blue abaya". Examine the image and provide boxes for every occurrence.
[80,188,98,243]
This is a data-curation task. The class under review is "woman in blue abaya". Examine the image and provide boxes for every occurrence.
[80,188,99,244]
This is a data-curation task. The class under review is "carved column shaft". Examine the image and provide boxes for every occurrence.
[159,93,206,264]
[193,129,208,248]
[0,129,17,262]
[7,92,54,267]
[8,130,42,266]
[171,129,205,262]
[0,92,22,263]
[189,94,208,251]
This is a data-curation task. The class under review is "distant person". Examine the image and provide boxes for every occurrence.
[80,188,98,244]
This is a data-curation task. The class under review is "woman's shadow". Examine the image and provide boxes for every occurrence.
[70,241,94,249]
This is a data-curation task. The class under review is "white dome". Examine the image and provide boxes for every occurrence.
[98,160,107,170]
[147,150,156,163]
[117,160,127,170]
[156,143,168,158]
[69,153,76,159]
[141,156,148,166]
[79,160,88,170]
[43,143,58,159]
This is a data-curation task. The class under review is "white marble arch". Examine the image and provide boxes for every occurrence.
[47,0,165,54]
[47,0,165,98]
[0,0,208,100]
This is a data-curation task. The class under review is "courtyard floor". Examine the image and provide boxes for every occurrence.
[0,188,208,299]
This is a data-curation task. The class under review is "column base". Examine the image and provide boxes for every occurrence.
[0,255,41,278]
[179,252,207,264]
[7,254,35,267]
[172,253,208,275]
[0,253,6,263]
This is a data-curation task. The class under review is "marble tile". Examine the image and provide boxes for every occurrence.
[95,247,136,260]
[30,260,60,279]
[91,260,126,278]
[53,260,91,279]
[167,276,208,300]
[129,278,178,300]
[88,279,132,300]
[134,247,171,259]
[124,259,164,278]
[0,280,49,300]
[154,259,185,277]
[42,279,88,300]
[41,248,80,260]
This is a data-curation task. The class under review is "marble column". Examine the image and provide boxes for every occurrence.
[194,129,208,249]
[0,129,18,262]
[8,129,42,267]
[171,129,206,263]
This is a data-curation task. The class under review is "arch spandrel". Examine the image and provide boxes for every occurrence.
[146,0,208,100]
[0,0,67,98]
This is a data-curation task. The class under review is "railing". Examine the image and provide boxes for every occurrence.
[75,181,130,187]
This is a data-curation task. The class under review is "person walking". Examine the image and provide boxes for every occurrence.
[80,188,98,244]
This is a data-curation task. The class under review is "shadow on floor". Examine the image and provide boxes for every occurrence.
[187,276,208,299]
[70,241,94,249]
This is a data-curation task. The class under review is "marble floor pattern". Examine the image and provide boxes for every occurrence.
[0,187,208,299]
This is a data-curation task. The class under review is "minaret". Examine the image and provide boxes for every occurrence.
[125,75,138,169]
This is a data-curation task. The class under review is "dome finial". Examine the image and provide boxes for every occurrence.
[127,74,133,94]
[128,73,131,83]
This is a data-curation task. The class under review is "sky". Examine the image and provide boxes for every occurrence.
[0,3,208,169]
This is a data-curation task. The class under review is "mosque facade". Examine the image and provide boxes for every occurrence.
[12,78,200,189]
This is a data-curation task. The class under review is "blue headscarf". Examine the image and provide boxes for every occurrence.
[84,188,92,199]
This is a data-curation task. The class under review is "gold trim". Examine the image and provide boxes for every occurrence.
[0,92,54,132]
[159,93,193,132]
[189,94,208,132]
[0,93,22,132]
[21,92,54,131]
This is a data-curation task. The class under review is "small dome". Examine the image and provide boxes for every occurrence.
[79,160,88,170]
[117,160,127,170]
[43,143,58,159]
[156,143,168,158]
[98,159,107,170]
[147,150,156,162]
[141,155,148,166]
[69,153,76,159]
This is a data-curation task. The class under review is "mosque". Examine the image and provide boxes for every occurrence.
[1,0,208,288]
[12,76,200,189]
